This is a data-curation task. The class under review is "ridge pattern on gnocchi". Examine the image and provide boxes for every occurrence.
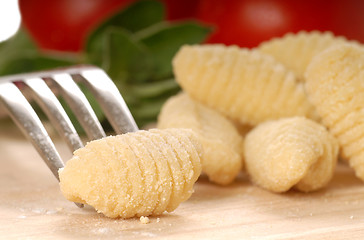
[158,92,244,185]
[173,44,318,126]
[59,128,203,218]
[305,43,364,181]
[258,31,353,81]
[244,117,338,193]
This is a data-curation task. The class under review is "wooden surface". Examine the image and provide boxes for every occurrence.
[2,121,364,240]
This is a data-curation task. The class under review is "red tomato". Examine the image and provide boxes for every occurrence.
[19,0,198,52]
[19,0,135,52]
[196,0,364,48]
[161,0,198,20]
[19,0,364,52]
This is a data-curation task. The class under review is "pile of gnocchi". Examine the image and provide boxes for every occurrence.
[59,31,364,219]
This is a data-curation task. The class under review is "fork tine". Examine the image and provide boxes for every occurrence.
[0,82,64,180]
[77,68,139,134]
[0,66,137,209]
[50,73,106,140]
[23,78,84,152]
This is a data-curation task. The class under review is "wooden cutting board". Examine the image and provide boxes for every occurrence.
[2,121,364,240]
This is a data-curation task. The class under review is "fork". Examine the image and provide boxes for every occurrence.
[0,66,139,207]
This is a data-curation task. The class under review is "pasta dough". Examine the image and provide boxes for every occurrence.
[59,128,203,218]
[244,117,338,193]
[305,43,364,181]
[258,31,352,81]
[158,92,243,185]
[173,44,318,126]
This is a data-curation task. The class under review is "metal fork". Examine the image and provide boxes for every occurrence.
[0,66,139,206]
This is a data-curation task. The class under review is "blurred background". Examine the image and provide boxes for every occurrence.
[5,0,364,49]
[0,0,364,128]
[0,0,20,42]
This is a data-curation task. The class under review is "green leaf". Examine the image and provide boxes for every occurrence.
[0,28,79,76]
[103,27,155,84]
[85,0,164,64]
[131,78,179,98]
[0,52,77,76]
[0,28,39,72]
[104,0,165,33]
[130,97,167,120]
[135,21,212,79]
[0,28,37,54]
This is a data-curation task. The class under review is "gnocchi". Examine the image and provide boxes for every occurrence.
[173,44,318,126]
[59,128,203,218]
[158,92,244,185]
[305,43,364,181]
[258,31,352,81]
[244,117,338,193]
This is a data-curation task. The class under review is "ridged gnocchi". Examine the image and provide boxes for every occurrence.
[158,92,243,185]
[59,128,203,218]
[305,43,364,181]
[244,117,338,193]
[258,31,352,81]
[173,44,318,126]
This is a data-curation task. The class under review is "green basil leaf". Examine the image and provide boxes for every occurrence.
[103,27,155,84]
[135,21,212,79]
[131,78,179,98]
[0,28,37,54]
[0,28,39,73]
[85,0,164,64]
[130,97,166,120]
[0,28,80,76]
[0,52,77,76]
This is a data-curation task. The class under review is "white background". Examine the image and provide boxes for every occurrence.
[0,0,21,42]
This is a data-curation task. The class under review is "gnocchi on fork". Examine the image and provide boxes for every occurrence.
[0,66,138,207]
